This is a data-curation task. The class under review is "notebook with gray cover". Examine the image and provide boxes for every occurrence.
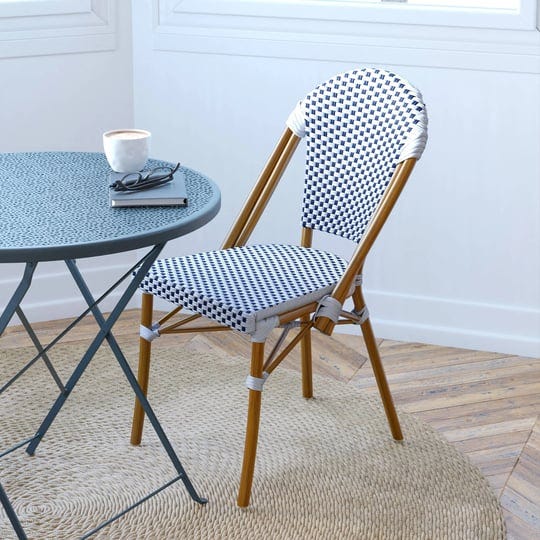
[109,170,188,207]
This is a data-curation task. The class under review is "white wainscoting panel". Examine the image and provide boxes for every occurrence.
[0,254,140,327]
[0,0,116,58]
[362,290,540,358]
[132,0,540,357]
[0,0,134,330]
[164,0,537,30]
[153,0,540,73]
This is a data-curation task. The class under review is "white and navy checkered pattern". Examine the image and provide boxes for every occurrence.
[298,68,427,242]
[141,69,427,338]
[139,244,347,334]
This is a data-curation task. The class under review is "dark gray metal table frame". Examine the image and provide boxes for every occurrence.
[0,152,221,539]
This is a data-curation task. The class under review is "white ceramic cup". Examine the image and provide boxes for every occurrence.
[103,129,151,173]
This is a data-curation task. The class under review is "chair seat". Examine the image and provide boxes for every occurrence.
[140,244,348,334]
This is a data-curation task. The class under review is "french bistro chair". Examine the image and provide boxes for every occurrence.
[130,68,428,507]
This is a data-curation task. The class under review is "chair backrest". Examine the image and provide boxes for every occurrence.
[287,68,428,243]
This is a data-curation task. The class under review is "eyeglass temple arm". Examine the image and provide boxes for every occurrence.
[314,158,418,336]
[222,128,300,249]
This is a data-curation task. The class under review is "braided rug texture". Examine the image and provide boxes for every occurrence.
[0,342,505,539]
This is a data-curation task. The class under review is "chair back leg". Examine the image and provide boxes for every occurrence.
[360,317,403,441]
[237,341,265,507]
[131,292,154,445]
[352,285,402,440]
[300,313,313,398]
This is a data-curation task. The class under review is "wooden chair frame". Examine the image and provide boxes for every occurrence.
[130,126,417,507]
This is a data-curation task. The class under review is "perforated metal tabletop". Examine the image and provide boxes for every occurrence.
[0,152,221,262]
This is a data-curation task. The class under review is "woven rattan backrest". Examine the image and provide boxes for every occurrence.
[286,68,428,243]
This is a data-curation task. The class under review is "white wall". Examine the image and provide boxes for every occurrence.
[0,0,137,324]
[131,0,540,357]
[1,0,538,358]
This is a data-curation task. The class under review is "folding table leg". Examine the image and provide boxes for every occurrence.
[1,255,151,395]
[15,307,65,393]
[25,245,162,457]
[0,262,39,540]
[0,262,36,339]
[0,482,27,540]
[0,263,42,395]
[24,245,206,508]
[65,258,206,504]
[0,263,64,396]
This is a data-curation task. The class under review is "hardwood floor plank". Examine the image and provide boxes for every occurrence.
[500,487,540,530]
[503,418,540,521]
[390,380,540,412]
[329,329,379,357]
[504,510,540,540]
[414,396,540,426]
[451,430,532,454]
[367,340,509,368]
[351,356,537,389]
[486,473,510,493]
[442,418,537,443]
[466,443,523,468]
[506,464,540,508]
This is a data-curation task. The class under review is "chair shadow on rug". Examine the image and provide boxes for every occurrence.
[130,68,428,507]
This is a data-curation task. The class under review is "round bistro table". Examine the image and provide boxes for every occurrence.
[0,152,221,539]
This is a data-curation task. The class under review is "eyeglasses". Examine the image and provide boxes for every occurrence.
[110,163,180,192]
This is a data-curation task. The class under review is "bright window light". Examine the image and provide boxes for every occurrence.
[405,0,519,9]
[337,0,520,8]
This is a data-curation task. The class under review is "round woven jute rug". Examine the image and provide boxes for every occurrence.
[0,342,505,539]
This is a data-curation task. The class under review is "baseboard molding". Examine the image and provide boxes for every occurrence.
[7,272,537,358]
[365,317,540,360]
[12,292,140,327]
[154,292,540,359]
[339,290,540,359]
[0,263,140,327]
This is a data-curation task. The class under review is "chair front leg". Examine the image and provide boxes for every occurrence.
[237,341,265,507]
[300,314,313,398]
[131,292,154,445]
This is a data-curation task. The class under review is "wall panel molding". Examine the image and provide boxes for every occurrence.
[0,0,116,58]
[348,290,540,359]
[151,291,540,358]
[154,0,540,73]
[168,0,537,30]
[0,262,139,327]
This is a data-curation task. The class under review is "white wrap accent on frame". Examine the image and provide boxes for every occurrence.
[140,323,160,342]
[245,371,270,392]
[348,274,364,297]
[250,315,280,343]
[315,296,342,323]
[286,101,306,138]
[398,118,428,163]
[281,320,302,330]
[352,306,370,325]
